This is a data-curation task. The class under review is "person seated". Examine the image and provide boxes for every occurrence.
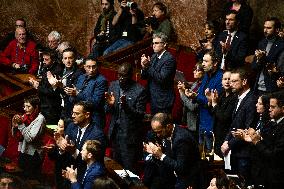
[62,140,105,189]
[207,170,239,189]
[144,2,175,42]
[103,0,144,56]
[88,0,116,59]
[0,18,38,52]
[11,96,46,180]
[0,27,39,74]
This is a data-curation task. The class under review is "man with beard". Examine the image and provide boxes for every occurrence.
[105,62,147,171]
[252,17,284,95]
[89,0,116,59]
[0,27,39,74]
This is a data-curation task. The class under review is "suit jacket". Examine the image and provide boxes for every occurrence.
[70,73,108,127]
[225,90,257,158]
[144,125,201,189]
[64,121,106,183]
[216,30,248,69]
[106,80,147,144]
[141,51,176,114]
[252,36,284,92]
[71,161,105,189]
[255,118,284,186]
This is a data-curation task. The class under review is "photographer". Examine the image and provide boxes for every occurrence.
[103,0,144,56]
[144,2,175,42]
[89,0,116,59]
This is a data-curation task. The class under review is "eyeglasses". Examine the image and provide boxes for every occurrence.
[152,42,164,45]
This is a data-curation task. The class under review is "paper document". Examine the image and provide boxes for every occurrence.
[224,150,231,170]
[214,153,223,161]
[114,170,140,178]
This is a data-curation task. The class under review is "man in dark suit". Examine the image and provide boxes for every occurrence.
[221,67,257,185]
[105,62,147,171]
[143,113,201,189]
[252,17,284,95]
[216,10,248,70]
[63,140,105,189]
[141,32,176,114]
[243,91,284,189]
[66,58,108,128]
[51,101,106,189]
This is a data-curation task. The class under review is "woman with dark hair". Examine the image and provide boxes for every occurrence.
[192,20,220,61]
[222,0,253,33]
[144,2,175,41]
[177,62,205,139]
[11,96,46,179]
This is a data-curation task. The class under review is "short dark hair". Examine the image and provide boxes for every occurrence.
[153,2,167,15]
[225,10,240,23]
[24,96,40,108]
[16,18,26,27]
[270,91,284,107]
[265,17,282,30]
[74,101,94,114]
[84,58,100,66]
[85,140,102,161]
[42,50,56,61]
[102,0,114,6]
[62,47,77,58]
[204,49,221,65]
[205,20,220,34]
[151,113,173,128]
[231,67,249,80]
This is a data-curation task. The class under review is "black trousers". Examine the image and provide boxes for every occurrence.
[18,151,42,180]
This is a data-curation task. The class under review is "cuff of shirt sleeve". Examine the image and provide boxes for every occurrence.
[160,154,166,161]
[72,149,80,158]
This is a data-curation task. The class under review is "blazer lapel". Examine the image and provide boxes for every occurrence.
[234,91,251,116]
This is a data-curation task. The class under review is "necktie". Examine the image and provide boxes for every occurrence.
[225,33,232,49]
[76,128,82,145]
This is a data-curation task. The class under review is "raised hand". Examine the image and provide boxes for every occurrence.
[141,54,150,69]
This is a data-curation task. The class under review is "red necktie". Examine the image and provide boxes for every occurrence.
[225,33,232,49]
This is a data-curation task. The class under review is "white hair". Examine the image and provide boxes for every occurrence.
[48,31,61,41]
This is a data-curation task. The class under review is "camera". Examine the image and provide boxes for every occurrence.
[18,64,29,73]
[141,16,159,29]
[126,1,137,9]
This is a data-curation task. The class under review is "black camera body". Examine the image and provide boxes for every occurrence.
[126,1,137,9]
[18,64,29,73]
[142,16,159,29]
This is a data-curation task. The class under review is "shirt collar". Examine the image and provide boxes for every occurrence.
[238,89,250,100]
[157,50,166,59]
[276,117,284,124]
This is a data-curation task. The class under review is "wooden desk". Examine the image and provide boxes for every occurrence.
[104,157,148,189]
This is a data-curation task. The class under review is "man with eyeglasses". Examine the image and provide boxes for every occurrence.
[0,26,39,74]
[66,58,108,128]
[221,67,257,186]
[105,62,147,171]
[141,32,176,115]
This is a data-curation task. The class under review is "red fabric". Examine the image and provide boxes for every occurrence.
[0,116,9,148]
[0,39,39,74]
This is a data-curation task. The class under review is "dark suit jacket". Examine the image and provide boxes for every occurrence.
[252,36,284,92]
[106,80,147,144]
[141,51,176,114]
[144,125,201,189]
[64,121,106,183]
[255,118,284,186]
[216,30,248,69]
[71,161,105,189]
[225,90,257,158]
[70,73,108,127]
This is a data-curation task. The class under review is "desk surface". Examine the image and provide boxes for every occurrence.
[104,157,148,189]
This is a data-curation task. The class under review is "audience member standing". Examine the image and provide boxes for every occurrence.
[252,17,284,95]
[141,32,176,114]
[67,58,108,128]
[216,10,248,70]
[0,27,39,74]
[143,113,201,189]
[105,62,147,171]
[221,67,257,186]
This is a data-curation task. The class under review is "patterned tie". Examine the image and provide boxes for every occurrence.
[225,33,232,49]
[76,128,82,146]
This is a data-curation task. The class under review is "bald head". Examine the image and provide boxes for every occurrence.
[15,27,27,44]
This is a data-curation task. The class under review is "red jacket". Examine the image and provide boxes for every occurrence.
[0,39,39,74]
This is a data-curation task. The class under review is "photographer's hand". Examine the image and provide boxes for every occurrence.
[12,63,21,69]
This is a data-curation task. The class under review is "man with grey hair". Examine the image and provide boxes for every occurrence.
[48,30,61,50]
[141,32,176,114]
